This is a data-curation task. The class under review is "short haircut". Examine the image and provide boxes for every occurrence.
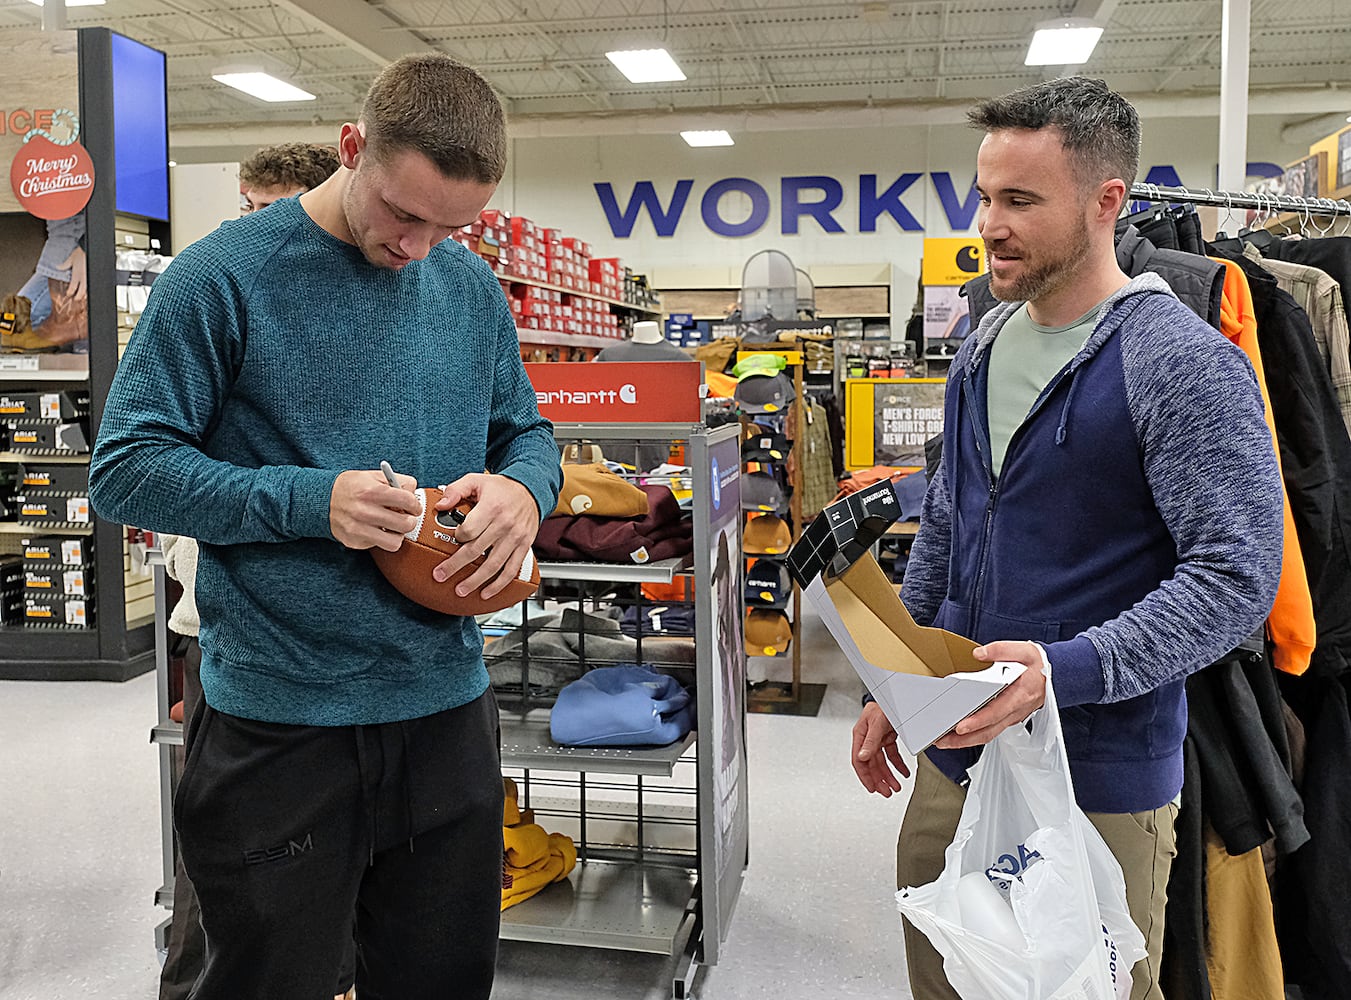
[359,54,507,185]
[967,76,1140,189]
[239,142,340,192]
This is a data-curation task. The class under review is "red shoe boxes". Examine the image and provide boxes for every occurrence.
[589,258,623,300]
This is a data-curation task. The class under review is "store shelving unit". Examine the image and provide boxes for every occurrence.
[0,28,167,681]
[495,420,747,998]
[508,272,664,360]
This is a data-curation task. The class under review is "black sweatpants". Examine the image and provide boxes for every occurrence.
[175,688,504,1000]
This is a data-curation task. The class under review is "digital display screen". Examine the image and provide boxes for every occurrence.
[110,32,169,221]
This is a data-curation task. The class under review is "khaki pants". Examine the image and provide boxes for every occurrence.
[897,754,1178,1000]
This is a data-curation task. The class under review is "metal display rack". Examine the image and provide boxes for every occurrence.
[501,420,747,998]
[148,420,749,998]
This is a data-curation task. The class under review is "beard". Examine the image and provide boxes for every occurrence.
[986,216,1092,304]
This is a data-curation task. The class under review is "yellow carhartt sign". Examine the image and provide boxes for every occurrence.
[921,238,985,286]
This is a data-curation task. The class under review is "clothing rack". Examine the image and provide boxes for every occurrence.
[1129,183,1351,219]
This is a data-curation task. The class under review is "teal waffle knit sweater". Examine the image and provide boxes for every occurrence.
[90,197,561,725]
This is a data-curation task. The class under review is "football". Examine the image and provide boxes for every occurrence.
[371,486,540,616]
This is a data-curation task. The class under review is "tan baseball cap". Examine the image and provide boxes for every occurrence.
[742,514,792,555]
[744,608,792,656]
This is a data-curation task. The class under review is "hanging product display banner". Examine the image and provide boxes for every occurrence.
[845,377,945,470]
[526,361,703,423]
[11,128,95,220]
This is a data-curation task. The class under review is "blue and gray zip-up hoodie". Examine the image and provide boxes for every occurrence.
[903,273,1283,813]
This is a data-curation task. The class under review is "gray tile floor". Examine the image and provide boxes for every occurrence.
[0,610,918,1000]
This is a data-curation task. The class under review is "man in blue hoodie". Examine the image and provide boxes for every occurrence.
[850,78,1283,1000]
[90,55,561,999]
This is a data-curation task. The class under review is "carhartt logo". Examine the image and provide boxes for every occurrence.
[243,832,314,866]
[535,383,640,406]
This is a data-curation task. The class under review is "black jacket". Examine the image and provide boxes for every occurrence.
[1184,649,1308,856]
[962,225,1224,330]
[1274,672,1351,1000]
[1211,248,1351,678]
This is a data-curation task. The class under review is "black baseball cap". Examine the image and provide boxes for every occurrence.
[741,429,792,463]
[734,372,795,414]
[745,558,791,608]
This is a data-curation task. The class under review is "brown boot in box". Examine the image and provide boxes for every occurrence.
[2,281,86,353]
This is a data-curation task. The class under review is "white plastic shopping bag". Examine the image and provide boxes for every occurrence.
[896,674,1146,1000]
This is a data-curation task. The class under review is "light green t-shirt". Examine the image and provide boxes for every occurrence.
[986,302,1103,478]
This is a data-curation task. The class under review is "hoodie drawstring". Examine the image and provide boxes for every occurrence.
[1055,370,1082,446]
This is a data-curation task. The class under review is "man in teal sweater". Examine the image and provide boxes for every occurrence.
[90,55,561,1000]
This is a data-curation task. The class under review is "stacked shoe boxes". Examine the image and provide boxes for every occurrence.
[3,389,90,458]
[22,536,94,628]
[14,463,91,530]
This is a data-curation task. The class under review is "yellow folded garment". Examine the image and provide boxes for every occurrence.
[501,832,577,910]
[503,820,550,869]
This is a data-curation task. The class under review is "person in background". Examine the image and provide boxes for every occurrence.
[238,141,340,213]
[156,140,343,1000]
[849,77,1283,1000]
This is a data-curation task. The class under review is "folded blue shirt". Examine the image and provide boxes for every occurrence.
[550,665,694,747]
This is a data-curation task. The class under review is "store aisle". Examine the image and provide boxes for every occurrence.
[0,609,917,1000]
[0,671,164,1000]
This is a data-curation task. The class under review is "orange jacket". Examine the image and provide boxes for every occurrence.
[1212,257,1315,674]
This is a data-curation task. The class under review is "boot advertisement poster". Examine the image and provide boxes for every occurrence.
[0,29,88,356]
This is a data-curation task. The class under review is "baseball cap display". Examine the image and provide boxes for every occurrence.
[742,514,792,555]
[745,559,791,609]
[741,429,791,463]
[734,372,795,414]
[740,471,788,513]
[744,608,792,656]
